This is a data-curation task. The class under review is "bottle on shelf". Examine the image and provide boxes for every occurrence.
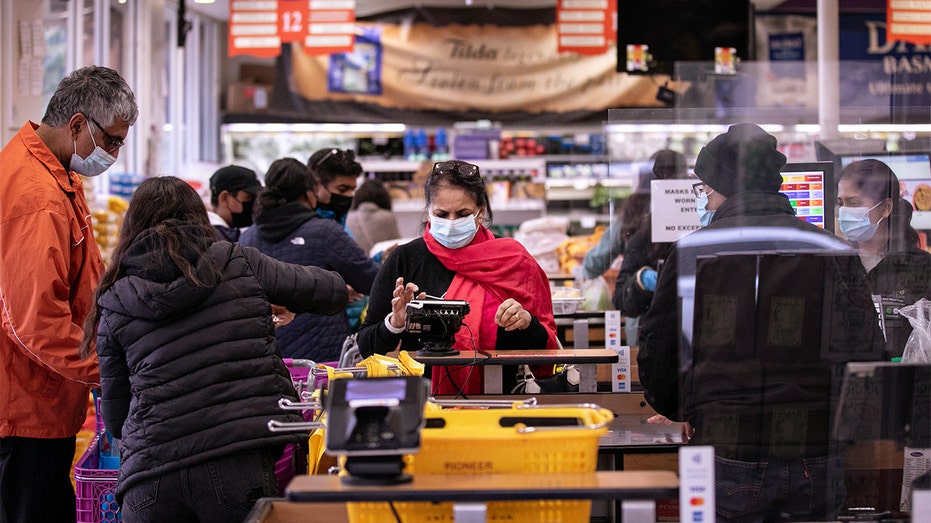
[432,128,450,161]
[414,129,429,161]
[403,130,416,161]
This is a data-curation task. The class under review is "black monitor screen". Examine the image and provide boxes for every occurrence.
[616,0,752,76]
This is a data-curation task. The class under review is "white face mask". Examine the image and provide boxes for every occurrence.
[70,122,116,177]
[429,213,479,249]
[838,201,884,242]
[696,191,715,227]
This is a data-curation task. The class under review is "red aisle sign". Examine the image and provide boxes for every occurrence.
[888,0,931,45]
[229,1,355,58]
[279,0,309,43]
[556,0,613,55]
[305,0,357,56]
[229,0,283,57]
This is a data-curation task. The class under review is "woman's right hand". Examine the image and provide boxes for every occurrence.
[389,277,424,329]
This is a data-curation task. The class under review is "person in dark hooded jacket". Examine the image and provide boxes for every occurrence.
[638,124,883,522]
[240,157,380,362]
[79,176,348,522]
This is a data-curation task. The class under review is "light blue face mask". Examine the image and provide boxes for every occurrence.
[429,213,478,249]
[838,201,884,242]
[70,123,116,177]
[696,192,715,227]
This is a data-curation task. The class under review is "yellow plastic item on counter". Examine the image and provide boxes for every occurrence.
[396,350,425,376]
[347,402,614,523]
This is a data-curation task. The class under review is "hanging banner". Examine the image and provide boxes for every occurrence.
[887,0,931,45]
[556,0,613,55]
[229,0,282,58]
[286,21,658,119]
[327,27,383,95]
[306,0,357,55]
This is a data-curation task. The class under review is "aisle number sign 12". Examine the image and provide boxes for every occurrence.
[230,0,356,58]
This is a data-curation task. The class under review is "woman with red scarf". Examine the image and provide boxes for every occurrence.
[355,160,558,395]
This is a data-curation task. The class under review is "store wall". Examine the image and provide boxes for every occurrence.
[1,0,53,144]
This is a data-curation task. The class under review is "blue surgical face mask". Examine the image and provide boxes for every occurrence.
[838,201,884,242]
[430,213,479,249]
[70,123,116,177]
[696,192,715,227]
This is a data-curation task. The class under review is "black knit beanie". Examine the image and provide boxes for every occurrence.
[693,123,787,197]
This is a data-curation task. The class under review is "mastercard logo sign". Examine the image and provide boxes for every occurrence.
[690,497,705,506]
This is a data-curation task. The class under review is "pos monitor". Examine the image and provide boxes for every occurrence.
[779,161,835,233]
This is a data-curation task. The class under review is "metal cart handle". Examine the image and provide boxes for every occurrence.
[278,398,322,410]
[267,419,325,432]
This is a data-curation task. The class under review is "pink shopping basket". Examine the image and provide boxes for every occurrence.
[74,432,121,523]
[274,359,335,493]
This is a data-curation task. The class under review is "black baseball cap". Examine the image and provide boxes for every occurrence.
[209,165,261,201]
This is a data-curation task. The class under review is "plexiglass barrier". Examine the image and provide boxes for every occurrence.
[607,63,931,520]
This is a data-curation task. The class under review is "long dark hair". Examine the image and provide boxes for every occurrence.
[352,179,393,211]
[79,176,219,359]
[839,158,919,251]
[619,193,652,241]
[254,157,318,218]
[424,160,493,227]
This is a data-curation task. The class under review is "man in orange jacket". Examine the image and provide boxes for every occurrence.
[0,66,137,523]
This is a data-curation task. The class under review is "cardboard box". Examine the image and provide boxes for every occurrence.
[226,82,271,114]
[239,63,275,85]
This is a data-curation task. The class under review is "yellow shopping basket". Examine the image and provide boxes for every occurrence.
[347,399,614,523]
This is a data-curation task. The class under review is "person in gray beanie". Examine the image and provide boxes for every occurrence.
[637,123,883,522]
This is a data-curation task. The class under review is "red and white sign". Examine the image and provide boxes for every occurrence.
[306,0,357,55]
[229,0,283,57]
[229,0,356,58]
[888,0,931,45]
[556,0,615,55]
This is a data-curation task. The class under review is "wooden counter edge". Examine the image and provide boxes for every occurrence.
[286,470,678,503]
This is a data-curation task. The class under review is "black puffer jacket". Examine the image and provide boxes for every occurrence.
[95,233,348,498]
[240,202,379,361]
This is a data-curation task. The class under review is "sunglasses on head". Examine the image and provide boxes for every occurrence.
[432,161,480,178]
[313,148,339,170]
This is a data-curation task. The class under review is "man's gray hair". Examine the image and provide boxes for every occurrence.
[41,66,138,127]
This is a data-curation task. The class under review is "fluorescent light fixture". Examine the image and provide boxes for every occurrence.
[193,0,216,4]
[222,123,408,134]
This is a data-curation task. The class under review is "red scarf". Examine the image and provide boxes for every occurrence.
[424,224,558,394]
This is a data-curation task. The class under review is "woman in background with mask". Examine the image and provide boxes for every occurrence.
[355,160,559,395]
[837,158,931,357]
[308,148,362,227]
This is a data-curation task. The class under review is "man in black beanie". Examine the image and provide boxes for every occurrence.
[637,123,883,522]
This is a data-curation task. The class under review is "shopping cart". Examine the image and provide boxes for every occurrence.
[269,352,427,476]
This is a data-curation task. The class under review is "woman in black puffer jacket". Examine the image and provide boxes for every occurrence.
[79,176,348,523]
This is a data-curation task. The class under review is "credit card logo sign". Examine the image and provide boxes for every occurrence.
[690,497,705,506]
[691,511,705,522]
